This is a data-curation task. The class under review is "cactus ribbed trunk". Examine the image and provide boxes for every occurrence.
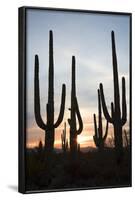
[45,31,54,153]
[70,56,77,152]
[68,56,83,155]
[45,130,54,153]
[34,30,66,155]
[112,32,123,157]
[114,123,123,158]
[99,31,127,162]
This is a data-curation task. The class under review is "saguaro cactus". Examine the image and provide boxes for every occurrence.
[99,31,127,159]
[61,122,68,153]
[68,56,83,154]
[34,30,66,153]
[93,89,108,150]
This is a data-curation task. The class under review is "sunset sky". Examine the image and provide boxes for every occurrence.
[26,9,130,149]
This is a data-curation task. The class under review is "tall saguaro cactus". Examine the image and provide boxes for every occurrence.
[68,56,83,154]
[93,89,108,150]
[99,31,127,160]
[34,30,66,153]
[61,122,68,153]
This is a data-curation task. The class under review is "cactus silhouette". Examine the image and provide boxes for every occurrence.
[38,140,43,154]
[68,56,83,154]
[77,143,80,153]
[34,30,66,153]
[61,122,68,153]
[93,89,108,150]
[99,31,127,160]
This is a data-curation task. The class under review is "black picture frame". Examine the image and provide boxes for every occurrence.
[19,6,132,194]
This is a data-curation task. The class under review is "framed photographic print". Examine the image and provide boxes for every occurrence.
[19,6,132,194]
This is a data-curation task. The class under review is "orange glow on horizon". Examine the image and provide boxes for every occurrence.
[77,135,93,144]
[26,136,95,149]
[26,119,129,150]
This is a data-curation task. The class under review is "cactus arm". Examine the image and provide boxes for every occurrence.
[93,114,98,137]
[93,136,99,147]
[111,102,115,120]
[99,83,113,123]
[93,114,99,147]
[121,77,127,125]
[103,121,109,141]
[54,84,66,128]
[75,97,83,135]
[93,135,99,147]
[98,89,102,136]
[34,55,47,130]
